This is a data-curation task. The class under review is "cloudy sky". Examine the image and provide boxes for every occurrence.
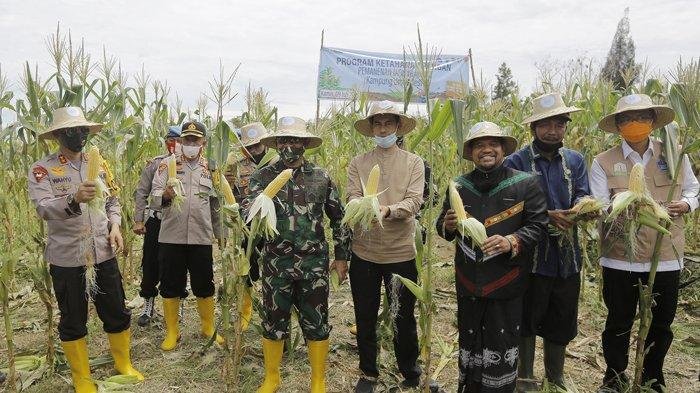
[0,0,698,119]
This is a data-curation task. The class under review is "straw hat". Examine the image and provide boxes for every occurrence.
[260,116,323,148]
[522,92,582,125]
[353,100,416,137]
[239,122,270,147]
[598,93,675,133]
[39,107,102,140]
[462,121,518,161]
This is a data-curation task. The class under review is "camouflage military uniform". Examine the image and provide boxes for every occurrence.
[247,159,350,340]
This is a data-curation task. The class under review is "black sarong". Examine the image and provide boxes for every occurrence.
[457,296,522,393]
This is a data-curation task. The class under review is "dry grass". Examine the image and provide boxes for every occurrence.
[1,238,698,392]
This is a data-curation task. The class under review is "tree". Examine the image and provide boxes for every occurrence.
[492,62,518,101]
[601,7,640,90]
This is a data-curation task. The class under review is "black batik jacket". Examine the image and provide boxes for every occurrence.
[436,165,548,299]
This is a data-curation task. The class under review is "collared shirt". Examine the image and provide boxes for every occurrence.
[504,144,591,277]
[28,152,121,267]
[590,139,699,272]
[346,145,425,263]
[133,154,168,222]
[150,155,222,245]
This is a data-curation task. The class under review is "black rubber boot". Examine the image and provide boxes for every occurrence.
[516,335,539,392]
[543,340,567,389]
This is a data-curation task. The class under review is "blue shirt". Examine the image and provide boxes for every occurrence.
[504,144,591,278]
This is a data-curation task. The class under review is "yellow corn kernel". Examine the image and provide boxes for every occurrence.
[449,181,467,221]
[168,154,177,179]
[86,146,101,181]
[220,174,236,205]
[629,163,646,195]
[365,164,381,195]
[263,169,293,198]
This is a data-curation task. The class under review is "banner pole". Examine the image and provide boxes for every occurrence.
[468,48,477,92]
[315,29,325,129]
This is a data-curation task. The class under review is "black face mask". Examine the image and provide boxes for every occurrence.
[57,128,89,153]
[533,138,563,153]
[280,146,304,165]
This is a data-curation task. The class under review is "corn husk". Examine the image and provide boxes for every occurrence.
[569,196,604,221]
[166,154,186,212]
[604,163,673,256]
[449,181,487,247]
[218,172,240,218]
[246,168,293,238]
[342,164,387,230]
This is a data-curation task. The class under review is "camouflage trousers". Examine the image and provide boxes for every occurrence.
[260,257,330,341]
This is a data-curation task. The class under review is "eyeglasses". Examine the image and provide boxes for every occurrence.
[60,127,90,138]
[616,111,655,124]
[277,137,304,146]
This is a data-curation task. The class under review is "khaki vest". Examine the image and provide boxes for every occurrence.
[596,140,684,263]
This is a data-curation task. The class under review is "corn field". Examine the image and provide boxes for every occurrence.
[0,27,699,393]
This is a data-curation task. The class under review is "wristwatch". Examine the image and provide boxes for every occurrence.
[67,193,80,212]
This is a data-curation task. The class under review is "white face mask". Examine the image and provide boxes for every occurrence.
[182,145,201,159]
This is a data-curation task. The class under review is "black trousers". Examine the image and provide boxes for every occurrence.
[521,273,580,345]
[50,259,131,341]
[602,267,679,389]
[139,217,161,298]
[349,253,420,380]
[159,243,215,299]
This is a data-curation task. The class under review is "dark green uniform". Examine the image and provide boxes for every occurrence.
[247,160,350,340]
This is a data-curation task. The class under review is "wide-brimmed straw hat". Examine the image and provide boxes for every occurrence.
[353,100,416,137]
[522,92,582,125]
[260,116,323,149]
[239,122,270,147]
[462,121,518,161]
[598,93,675,133]
[39,106,103,140]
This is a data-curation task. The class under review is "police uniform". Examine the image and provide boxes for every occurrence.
[149,121,224,350]
[29,106,142,393]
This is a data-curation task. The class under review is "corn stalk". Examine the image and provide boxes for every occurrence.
[0,194,18,392]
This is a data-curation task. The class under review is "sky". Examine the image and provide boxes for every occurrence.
[0,0,698,120]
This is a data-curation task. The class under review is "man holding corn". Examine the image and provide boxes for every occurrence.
[224,122,277,328]
[132,125,185,327]
[590,94,699,392]
[248,116,350,393]
[436,121,548,393]
[347,101,441,393]
[150,120,224,351]
[503,92,590,391]
[28,107,143,393]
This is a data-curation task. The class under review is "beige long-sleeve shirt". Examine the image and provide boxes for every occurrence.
[150,155,222,245]
[28,152,121,267]
[347,145,425,263]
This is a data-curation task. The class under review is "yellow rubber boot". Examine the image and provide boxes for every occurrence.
[61,338,97,393]
[308,339,329,393]
[161,298,181,351]
[107,329,144,381]
[256,338,284,393]
[196,297,224,345]
[240,290,253,331]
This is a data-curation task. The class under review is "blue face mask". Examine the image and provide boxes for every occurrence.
[374,133,398,149]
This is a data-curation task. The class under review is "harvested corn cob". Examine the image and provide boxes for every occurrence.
[166,154,186,211]
[342,164,386,230]
[605,163,672,257]
[449,181,487,247]
[246,168,293,238]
